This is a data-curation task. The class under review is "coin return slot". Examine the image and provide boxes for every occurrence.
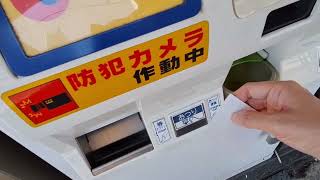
[77,113,153,176]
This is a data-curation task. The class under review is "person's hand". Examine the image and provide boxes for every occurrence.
[231,81,320,159]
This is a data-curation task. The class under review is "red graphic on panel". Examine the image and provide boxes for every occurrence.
[9,79,78,125]
[11,0,69,21]
[11,0,39,13]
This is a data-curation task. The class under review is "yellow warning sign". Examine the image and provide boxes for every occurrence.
[1,21,209,127]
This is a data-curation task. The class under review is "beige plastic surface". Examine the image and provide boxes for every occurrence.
[0,0,183,56]
[87,113,145,151]
[233,0,281,18]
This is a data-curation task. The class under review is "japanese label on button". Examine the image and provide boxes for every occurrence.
[171,104,206,130]
[153,118,171,144]
[207,94,222,118]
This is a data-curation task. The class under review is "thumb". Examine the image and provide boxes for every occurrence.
[232,110,285,135]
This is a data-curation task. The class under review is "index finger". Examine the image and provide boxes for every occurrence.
[233,81,277,102]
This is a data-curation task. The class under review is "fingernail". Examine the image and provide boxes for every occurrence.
[231,112,244,126]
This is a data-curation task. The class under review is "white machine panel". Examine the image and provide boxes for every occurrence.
[0,0,319,179]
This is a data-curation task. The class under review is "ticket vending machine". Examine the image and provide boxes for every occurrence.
[0,0,319,180]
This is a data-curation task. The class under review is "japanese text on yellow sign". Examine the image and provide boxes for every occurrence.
[2,21,209,127]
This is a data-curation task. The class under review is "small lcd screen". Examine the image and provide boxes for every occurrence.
[0,0,183,56]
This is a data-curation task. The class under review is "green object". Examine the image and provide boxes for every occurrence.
[224,53,278,94]
[232,53,265,67]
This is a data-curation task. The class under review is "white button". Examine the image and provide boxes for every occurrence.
[153,119,171,144]
[233,0,281,18]
[207,94,222,119]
